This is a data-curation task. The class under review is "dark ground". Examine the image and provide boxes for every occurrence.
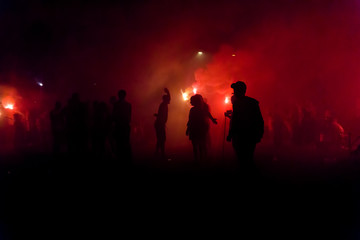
[0,147,359,239]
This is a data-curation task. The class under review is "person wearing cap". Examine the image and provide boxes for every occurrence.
[226,81,264,172]
[154,88,170,159]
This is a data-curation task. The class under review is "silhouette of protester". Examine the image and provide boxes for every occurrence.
[186,94,217,162]
[226,81,264,172]
[154,88,170,159]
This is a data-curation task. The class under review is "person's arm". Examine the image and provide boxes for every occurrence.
[154,105,159,117]
[207,111,217,124]
[164,88,170,102]
[226,109,234,142]
[186,108,193,136]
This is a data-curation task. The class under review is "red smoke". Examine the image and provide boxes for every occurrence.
[192,2,360,135]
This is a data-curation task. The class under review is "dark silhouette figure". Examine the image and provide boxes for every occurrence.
[300,106,318,146]
[113,90,132,163]
[186,94,217,162]
[226,81,264,171]
[271,111,290,159]
[109,96,117,107]
[28,107,39,145]
[108,96,118,157]
[203,99,213,151]
[92,101,110,159]
[319,110,345,159]
[64,93,88,155]
[154,88,170,158]
[50,101,65,154]
[13,113,26,151]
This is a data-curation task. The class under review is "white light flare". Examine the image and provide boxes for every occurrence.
[225,97,230,104]
[37,82,43,87]
[197,51,203,56]
[181,90,189,101]
[193,88,197,95]
[5,104,14,110]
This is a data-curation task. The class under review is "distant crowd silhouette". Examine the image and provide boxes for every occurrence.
[47,82,266,170]
[50,90,132,165]
[0,79,347,171]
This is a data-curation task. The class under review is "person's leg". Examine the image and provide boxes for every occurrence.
[199,138,207,162]
[192,140,199,161]
[155,125,160,155]
[160,126,166,158]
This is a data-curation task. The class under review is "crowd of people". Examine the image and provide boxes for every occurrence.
[50,90,132,164]
[264,105,346,154]
[0,80,350,171]
[50,81,266,171]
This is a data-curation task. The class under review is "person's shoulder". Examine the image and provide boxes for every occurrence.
[244,96,259,105]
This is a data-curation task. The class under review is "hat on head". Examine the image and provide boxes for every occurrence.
[231,81,247,92]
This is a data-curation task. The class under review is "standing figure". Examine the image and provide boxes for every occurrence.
[113,90,132,163]
[154,88,170,159]
[92,101,110,159]
[186,94,217,162]
[13,113,26,151]
[108,96,117,157]
[226,81,264,172]
[64,93,88,155]
[50,101,65,154]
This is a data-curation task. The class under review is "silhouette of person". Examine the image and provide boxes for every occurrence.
[50,101,65,154]
[92,101,110,159]
[113,90,132,164]
[64,93,88,156]
[108,96,117,157]
[203,99,213,150]
[154,88,170,158]
[13,113,26,151]
[300,106,318,146]
[226,81,264,172]
[186,94,217,162]
[319,110,345,158]
[0,102,6,145]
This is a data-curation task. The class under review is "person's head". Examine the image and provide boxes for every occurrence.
[55,101,61,110]
[110,96,117,105]
[231,81,247,97]
[162,94,170,104]
[118,90,126,101]
[190,94,203,107]
[93,100,99,109]
[71,92,79,100]
[324,110,334,121]
[13,113,22,122]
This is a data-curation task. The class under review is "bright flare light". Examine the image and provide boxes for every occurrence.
[225,97,230,104]
[37,82,43,87]
[197,51,203,55]
[5,104,14,110]
[181,90,189,101]
[193,88,197,94]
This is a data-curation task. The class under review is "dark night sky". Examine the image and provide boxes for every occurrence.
[0,0,334,88]
[0,0,359,123]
